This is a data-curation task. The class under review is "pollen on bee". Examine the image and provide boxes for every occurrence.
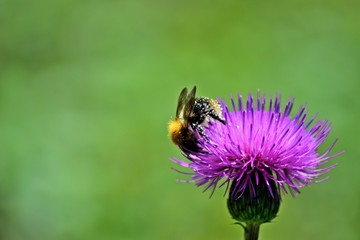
[209,99,222,114]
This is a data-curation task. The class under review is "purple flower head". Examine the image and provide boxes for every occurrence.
[172,92,343,199]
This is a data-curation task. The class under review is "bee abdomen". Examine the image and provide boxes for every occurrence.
[168,119,199,152]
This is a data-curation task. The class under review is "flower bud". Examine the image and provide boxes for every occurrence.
[227,173,281,225]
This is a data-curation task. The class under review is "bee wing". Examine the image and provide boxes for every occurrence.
[176,87,188,118]
[183,86,196,126]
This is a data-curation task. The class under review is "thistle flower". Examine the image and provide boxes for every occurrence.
[171,91,343,232]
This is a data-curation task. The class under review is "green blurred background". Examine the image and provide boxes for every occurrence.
[0,0,358,239]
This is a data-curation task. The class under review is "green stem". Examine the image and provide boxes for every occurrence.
[244,223,260,240]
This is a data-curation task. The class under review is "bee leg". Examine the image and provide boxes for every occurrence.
[208,110,226,124]
[191,123,209,141]
[195,124,220,148]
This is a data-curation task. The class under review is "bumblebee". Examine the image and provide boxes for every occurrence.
[168,86,226,152]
